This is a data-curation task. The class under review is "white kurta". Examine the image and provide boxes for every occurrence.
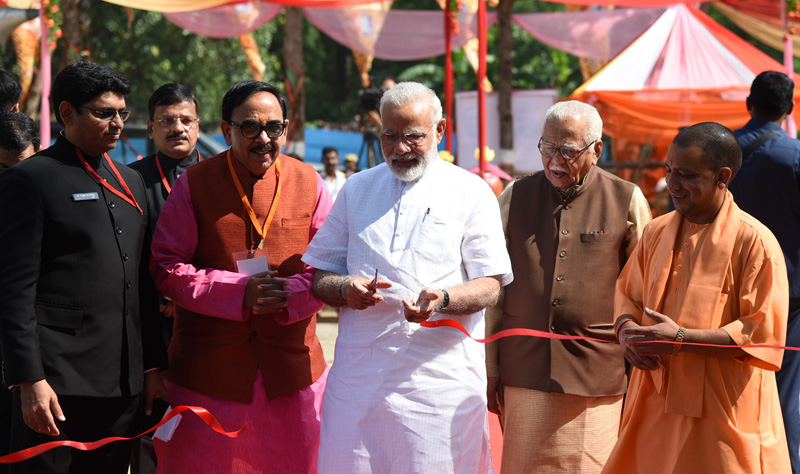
[303,158,513,474]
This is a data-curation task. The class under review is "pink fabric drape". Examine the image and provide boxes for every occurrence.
[513,7,664,61]
[303,6,497,61]
[164,2,282,39]
[647,3,750,89]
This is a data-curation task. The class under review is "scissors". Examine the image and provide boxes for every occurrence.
[368,268,379,292]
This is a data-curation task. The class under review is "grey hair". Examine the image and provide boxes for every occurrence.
[380,82,443,127]
[542,100,603,144]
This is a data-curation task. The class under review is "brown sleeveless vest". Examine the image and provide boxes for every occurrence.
[164,152,326,402]
[500,166,634,397]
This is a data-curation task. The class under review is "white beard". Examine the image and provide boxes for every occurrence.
[384,147,437,182]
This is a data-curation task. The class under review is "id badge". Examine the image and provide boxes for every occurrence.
[233,248,270,276]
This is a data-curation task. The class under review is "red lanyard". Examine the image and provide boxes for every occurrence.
[76,146,143,214]
[226,150,281,250]
[156,151,201,194]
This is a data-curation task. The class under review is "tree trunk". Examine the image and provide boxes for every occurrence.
[284,7,305,159]
[497,0,515,173]
[60,0,88,66]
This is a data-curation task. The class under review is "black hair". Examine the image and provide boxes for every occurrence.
[748,71,794,121]
[0,70,22,110]
[0,111,40,153]
[148,83,198,120]
[673,122,741,177]
[322,146,338,157]
[221,81,287,123]
[51,61,131,126]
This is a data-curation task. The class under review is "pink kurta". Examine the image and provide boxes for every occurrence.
[603,193,790,474]
[150,172,332,474]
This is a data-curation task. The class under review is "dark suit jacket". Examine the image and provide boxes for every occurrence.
[128,150,200,233]
[0,135,164,398]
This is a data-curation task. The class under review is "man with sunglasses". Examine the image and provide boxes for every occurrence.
[127,84,201,474]
[150,80,332,473]
[0,61,167,474]
[485,100,651,473]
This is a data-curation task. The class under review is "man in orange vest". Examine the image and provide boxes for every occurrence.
[150,80,332,473]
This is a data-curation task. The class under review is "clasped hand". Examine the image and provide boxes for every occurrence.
[245,270,291,314]
[618,307,681,371]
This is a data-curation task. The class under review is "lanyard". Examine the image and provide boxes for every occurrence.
[76,146,143,214]
[226,150,281,250]
[156,150,201,194]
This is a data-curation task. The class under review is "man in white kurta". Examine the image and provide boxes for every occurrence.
[303,82,512,474]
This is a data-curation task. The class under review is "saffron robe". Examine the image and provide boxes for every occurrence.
[603,192,790,474]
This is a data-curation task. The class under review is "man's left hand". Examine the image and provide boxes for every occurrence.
[620,307,681,356]
[144,370,169,417]
[403,287,444,323]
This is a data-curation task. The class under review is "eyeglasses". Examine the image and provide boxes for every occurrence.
[80,105,131,122]
[229,120,287,139]
[380,126,433,148]
[154,117,199,130]
[538,137,596,161]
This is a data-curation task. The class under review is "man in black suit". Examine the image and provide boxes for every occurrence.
[0,61,167,474]
[127,83,200,474]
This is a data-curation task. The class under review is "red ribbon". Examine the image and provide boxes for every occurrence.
[420,318,800,352]
[0,405,245,464]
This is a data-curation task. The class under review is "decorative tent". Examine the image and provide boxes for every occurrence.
[569,3,797,195]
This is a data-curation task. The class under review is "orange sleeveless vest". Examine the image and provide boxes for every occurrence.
[164,152,326,402]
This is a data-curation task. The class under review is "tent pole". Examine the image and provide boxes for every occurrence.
[478,0,487,178]
[40,6,51,149]
[444,0,454,156]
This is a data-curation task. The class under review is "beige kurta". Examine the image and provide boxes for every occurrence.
[603,192,790,474]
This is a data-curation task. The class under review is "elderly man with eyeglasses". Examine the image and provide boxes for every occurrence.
[304,81,512,473]
[0,61,167,474]
[149,80,332,473]
[484,100,651,474]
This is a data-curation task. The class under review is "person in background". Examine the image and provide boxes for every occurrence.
[0,70,22,111]
[127,83,202,474]
[0,111,39,173]
[728,70,800,473]
[343,153,359,178]
[605,122,790,474]
[0,109,39,474]
[320,146,346,201]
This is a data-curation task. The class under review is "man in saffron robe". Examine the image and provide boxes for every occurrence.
[150,81,332,473]
[604,122,791,474]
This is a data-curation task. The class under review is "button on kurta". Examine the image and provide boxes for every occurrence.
[556,275,564,281]
[108,201,115,209]
[126,281,132,289]
[559,251,566,257]
[552,299,560,307]
[123,253,129,261]
[116,227,123,234]
[550,325,556,331]
[561,230,569,235]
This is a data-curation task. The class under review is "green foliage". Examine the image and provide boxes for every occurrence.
[71,2,280,129]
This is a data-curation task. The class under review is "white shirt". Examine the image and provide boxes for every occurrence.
[322,168,347,202]
[304,158,512,474]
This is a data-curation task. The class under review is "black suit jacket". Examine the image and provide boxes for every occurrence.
[0,135,164,397]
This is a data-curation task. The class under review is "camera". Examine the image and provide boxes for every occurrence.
[358,86,387,113]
